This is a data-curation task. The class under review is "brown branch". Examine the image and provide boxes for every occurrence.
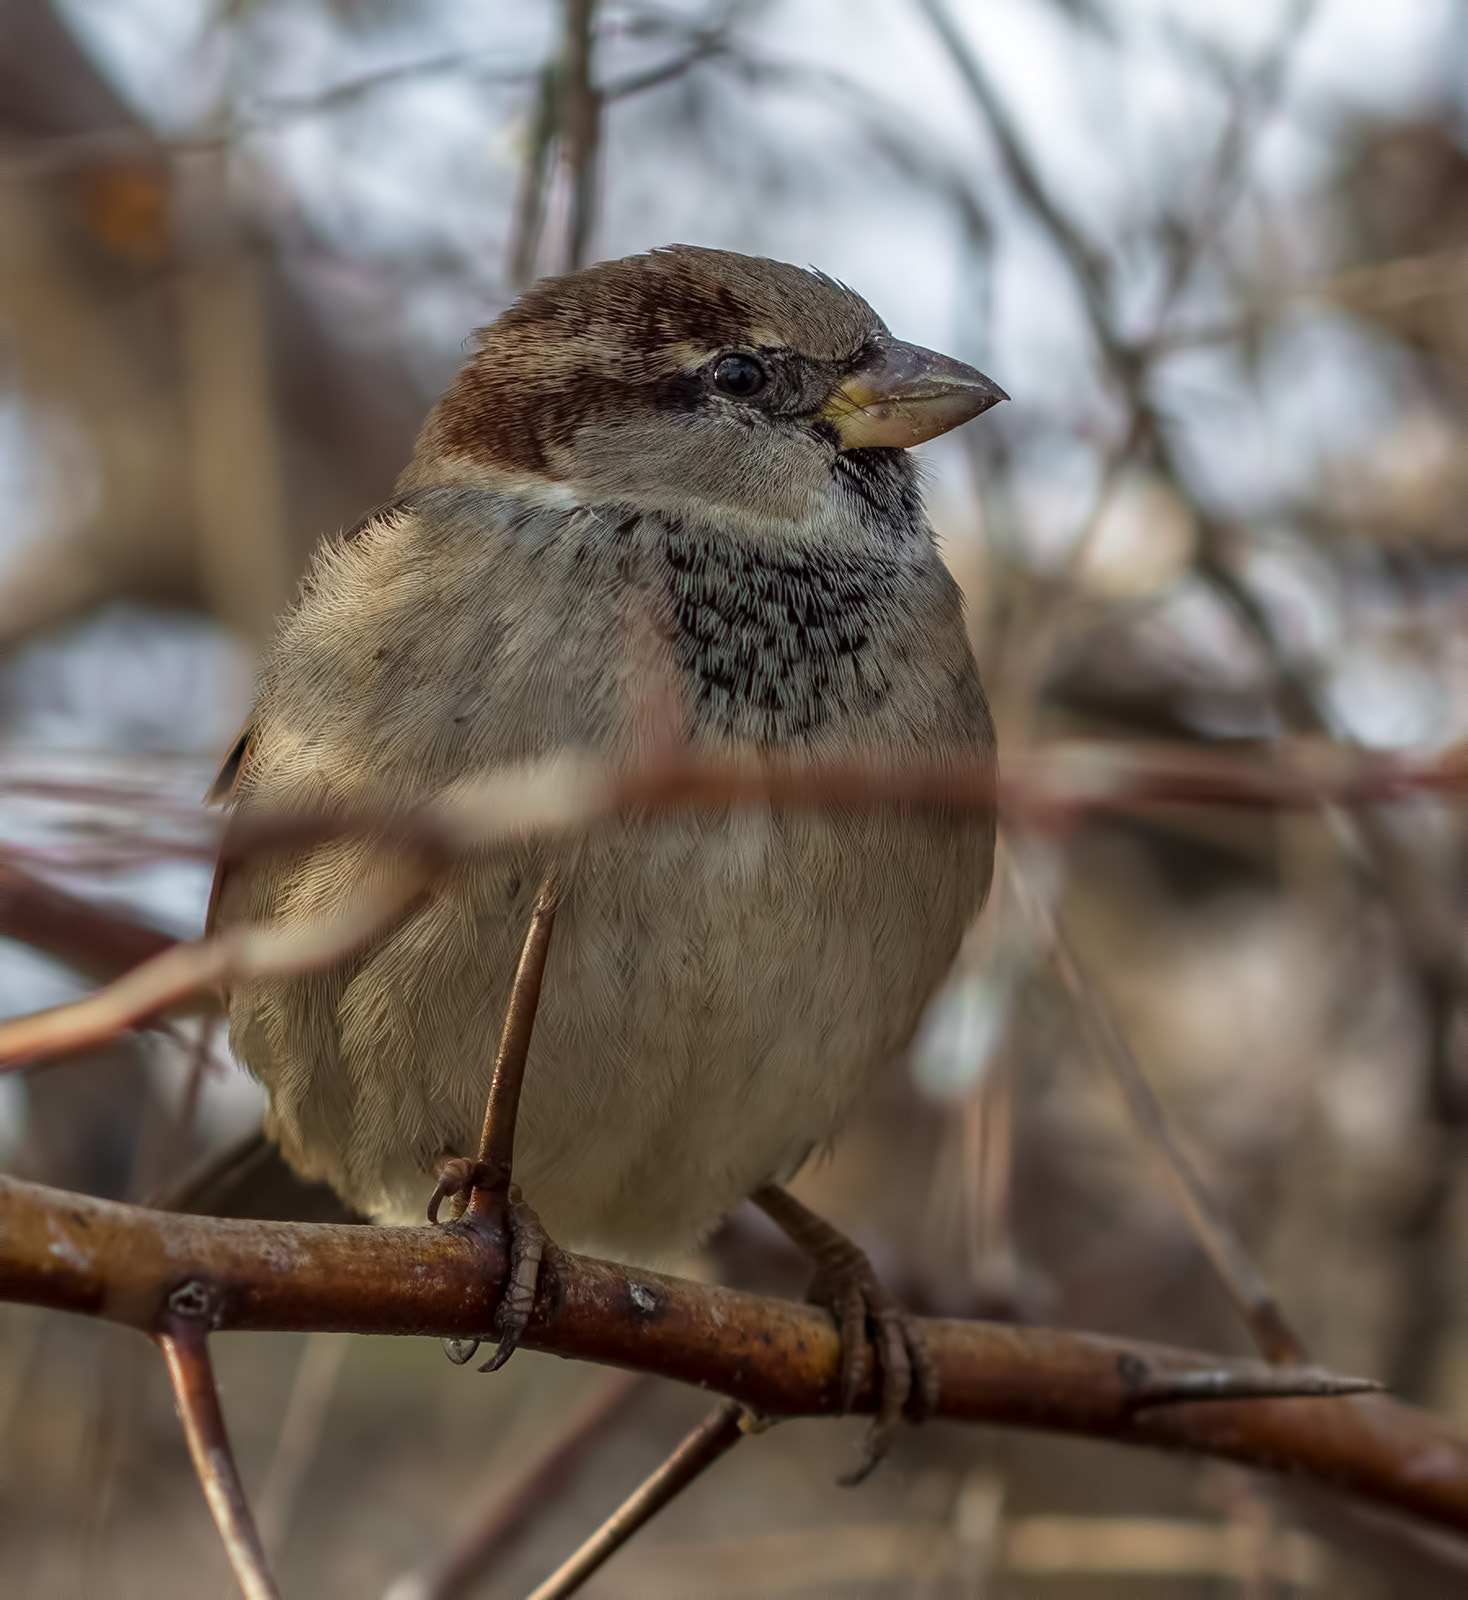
[4,1176,1464,1537]
[525,1401,749,1600]
[157,1318,280,1600]
[0,861,175,986]
[559,0,601,273]
[508,61,560,290]
[4,742,1468,1072]
[467,871,562,1215]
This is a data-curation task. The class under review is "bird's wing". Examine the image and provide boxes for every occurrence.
[203,717,254,941]
[149,1122,367,1223]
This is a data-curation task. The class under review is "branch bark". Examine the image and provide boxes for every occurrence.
[4,1175,1467,1537]
[158,1318,281,1599]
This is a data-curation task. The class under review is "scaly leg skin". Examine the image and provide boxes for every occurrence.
[753,1184,939,1485]
[481,1183,552,1373]
[428,1163,554,1373]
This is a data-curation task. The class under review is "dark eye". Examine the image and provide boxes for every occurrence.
[711,353,766,397]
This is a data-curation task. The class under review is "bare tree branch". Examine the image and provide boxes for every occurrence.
[3,1177,1461,1537]
[158,1318,281,1600]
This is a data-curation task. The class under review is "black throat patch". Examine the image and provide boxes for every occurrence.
[660,523,911,744]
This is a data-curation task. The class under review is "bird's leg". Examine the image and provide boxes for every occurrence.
[429,872,562,1373]
[753,1184,938,1484]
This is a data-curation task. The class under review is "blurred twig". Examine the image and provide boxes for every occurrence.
[0,860,176,985]
[398,1370,648,1600]
[559,0,601,274]
[525,1401,750,1600]
[509,60,560,290]
[6,741,1468,1070]
[1007,849,1307,1366]
[255,1331,349,1560]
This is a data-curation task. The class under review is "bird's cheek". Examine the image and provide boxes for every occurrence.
[554,417,829,533]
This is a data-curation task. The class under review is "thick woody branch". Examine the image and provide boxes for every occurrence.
[3,1175,1463,1537]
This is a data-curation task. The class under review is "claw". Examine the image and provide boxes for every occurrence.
[755,1186,935,1485]
[825,1266,933,1485]
[429,1169,554,1373]
[427,1155,481,1224]
[479,1185,552,1374]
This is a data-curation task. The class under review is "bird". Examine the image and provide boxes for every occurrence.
[207,244,1003,1472]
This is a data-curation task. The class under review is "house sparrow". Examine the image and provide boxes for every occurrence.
[209,245,1002,1467]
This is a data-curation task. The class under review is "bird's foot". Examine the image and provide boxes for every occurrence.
[754,1185,937,1485]
[428,1158,554,1374]
[428,1155,479,1224]
[479,1184,551,1372]
[809,1234,939,1484]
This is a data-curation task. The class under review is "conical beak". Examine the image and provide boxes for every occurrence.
[817,337,1007,450]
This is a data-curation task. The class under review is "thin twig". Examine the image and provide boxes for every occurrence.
[0,858,426,1069]
[916,0,1117,357]
[559,0,601,273]
[524,1401,749,1600]
[255,1331,350,1558]
[157,1318,280,1600]
[467,871,562,1215]
[404,1370,648,1600]
[5,742,1468,1073]
[508,61,560,289]
[1007,850,1307,1366]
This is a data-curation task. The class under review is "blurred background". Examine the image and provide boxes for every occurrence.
[3,0,1468,1593]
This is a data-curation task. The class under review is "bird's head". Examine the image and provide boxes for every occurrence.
[402,245,1006,537]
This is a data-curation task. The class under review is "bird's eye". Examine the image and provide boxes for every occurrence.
[711,353,766,397]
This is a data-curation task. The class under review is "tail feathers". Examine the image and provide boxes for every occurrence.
[151,1124,367,1225]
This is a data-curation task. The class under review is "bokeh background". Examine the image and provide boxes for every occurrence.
[3,0,1468,1593]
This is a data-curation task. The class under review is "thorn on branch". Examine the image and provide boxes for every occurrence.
[1118,1353,1384,1411]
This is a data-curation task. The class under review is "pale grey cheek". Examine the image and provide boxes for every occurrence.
[554,415,830,527]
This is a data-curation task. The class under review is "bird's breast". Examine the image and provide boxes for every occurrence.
[658,522,904,744]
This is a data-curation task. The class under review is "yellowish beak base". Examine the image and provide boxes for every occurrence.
[819,337,1007,450]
